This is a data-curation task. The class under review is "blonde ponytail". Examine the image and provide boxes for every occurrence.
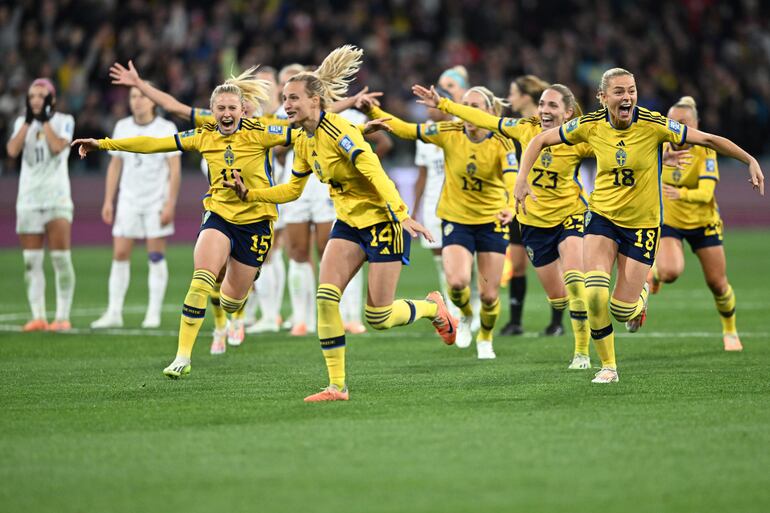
[210,66,272,115]
[673,95,699,119]
[288,45,363,108]
[465,86,509,116]
[548,83,583,119]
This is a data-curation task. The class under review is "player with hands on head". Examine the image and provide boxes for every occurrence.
[224,45,456,401]
[7,78,76,332]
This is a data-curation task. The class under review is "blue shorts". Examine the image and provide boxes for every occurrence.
[200,211,274,267]
[509,218,523,246]
[441,220,509,254]
[661,221,723,252]
[520,213,585,268]
[330,219,411,264]
[584,211,659,266]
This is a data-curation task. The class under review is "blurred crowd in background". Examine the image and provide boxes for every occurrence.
[1,0,769,174]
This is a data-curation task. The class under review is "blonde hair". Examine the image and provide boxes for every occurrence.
[288,45,363,108]
[513,75,550,103]
[465,86,509,116]
[596,67,635,106]
[210,66,271,115]
[279,63,305,81]
[547,84,583,119]
[672,95,699,119]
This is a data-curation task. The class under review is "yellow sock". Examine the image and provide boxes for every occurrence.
[209,285,228,330]
[178,269,216,359]
[585,271,616,369]
[231,299,245,320]
[714,284,737,334]
[478,298,500,341]
[448,286,473,317]
[563,270,589,356]
[317,284,346,388]
[219,292,247,314]
[365,299,437,330]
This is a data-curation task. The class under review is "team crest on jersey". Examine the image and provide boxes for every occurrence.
[615,148,627,166]
[443,223,454,237]
[706,159,716,172]
[668,119,682,135]
[425,124,439,136]
[466,162,477,175]
[504,118,518,127]
[673,169,682,182]
[507,152,519,167]
[268,125,284,135]
[540,152,553,168]
[526,246,535,262]
[224,145,235,166]
[180,129,195,138]
[584,211,593,227]
[339,136,354,153]
[565,118,579,133]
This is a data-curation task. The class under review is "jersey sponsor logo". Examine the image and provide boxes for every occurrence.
[339,135,354,153]
[224,145,235,166]
[504,118,518,127]
[425,124,438,136]
[565,118,579,133]
[615,148,627,166]
[443,223,454,237]
[668,119,682,135]
[706,159,716,172]
[180,129,195,138]
[540,152,552,168]
[507,152,519,167]
[268,125,284,135]
[466,162,477,175]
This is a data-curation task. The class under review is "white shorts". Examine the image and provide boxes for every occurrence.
[112,206,174,239]
[420,196,442,250]
[281,178,336,225]
[16,205,74,234]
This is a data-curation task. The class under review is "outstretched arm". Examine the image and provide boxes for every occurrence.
[110,61,193,121]
[362,105,421,141]
[684,128,764,195]
[413,84,516,137]
[72,135,180,158]
[224,170,310,204]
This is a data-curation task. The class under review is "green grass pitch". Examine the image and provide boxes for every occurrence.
[1,230,769,513]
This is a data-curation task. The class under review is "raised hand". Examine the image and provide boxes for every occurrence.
[412,84,440,109]
[353,86,383,110]
[222,170,250,201]
[37,94,53,122]
[109,60,141,87]
[71,138,100,159]
[25,97,35,124]
[363,118,393,135]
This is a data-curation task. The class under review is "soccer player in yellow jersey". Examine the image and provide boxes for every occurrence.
[362,87,519,358]
[651,96,744,352]
[224,46,456,402]
[515,68,764,384]
[413,83,595,370]
[73,69,296,379]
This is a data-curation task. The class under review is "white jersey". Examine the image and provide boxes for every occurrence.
[13,113,75,210]
[414,135,445,216]
[110,116,180,211]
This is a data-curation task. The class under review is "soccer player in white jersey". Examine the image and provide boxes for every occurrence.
[91,86,181,329]
[6,79,76,332]
[412,86,459,319]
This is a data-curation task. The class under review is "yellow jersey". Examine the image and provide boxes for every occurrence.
[438,98,592,228]
[559,106,688,228]
[191,107,290,128]
[369,105,517,225]
[661,144,720,229]
[98,118,294,224]
[243,111,410,229]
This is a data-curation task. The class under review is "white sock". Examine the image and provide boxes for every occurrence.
[272,248,286,321]
[50,250,76,321]
[22,249,46,320]
[106,260,130,316]
[288,259,315,327]
[257,257,279,323]
[340,268,363,324]
[146,256,168,320]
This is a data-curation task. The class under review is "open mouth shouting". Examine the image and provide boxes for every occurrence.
[220,116,236,131]
[618,102,633,119]
[540,113,554,129]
